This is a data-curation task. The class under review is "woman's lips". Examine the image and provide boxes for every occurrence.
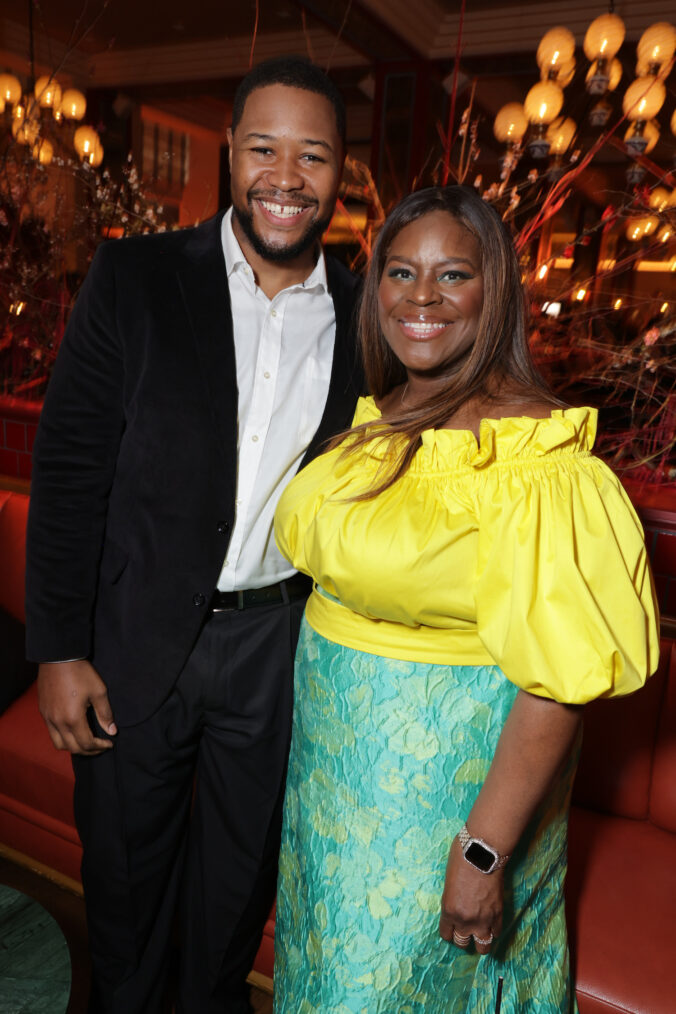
[397,317,452,340]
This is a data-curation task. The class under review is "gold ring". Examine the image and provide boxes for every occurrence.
[452,931,472,946]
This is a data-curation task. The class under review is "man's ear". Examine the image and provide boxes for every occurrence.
[226,127,233,171]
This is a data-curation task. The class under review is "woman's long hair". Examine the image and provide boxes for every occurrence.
[335,185,559,496]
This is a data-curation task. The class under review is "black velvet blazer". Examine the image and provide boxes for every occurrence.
[25,212,362,723]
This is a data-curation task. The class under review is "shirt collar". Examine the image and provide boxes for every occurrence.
[221,207,328,295]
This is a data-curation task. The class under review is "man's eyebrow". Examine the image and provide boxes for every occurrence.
[242,132,334,153]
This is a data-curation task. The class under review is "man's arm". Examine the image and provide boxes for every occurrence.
[26,243,126,751]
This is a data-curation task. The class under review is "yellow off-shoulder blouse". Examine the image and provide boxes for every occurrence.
[274,397,660,704]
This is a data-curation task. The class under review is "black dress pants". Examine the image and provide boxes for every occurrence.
[72,597,305,1014]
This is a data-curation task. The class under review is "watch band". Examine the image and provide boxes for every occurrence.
[458,824,510,875]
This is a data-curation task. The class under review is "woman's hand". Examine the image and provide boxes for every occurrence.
[439,835,503,956]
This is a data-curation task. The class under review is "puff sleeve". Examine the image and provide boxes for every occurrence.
[474,422,660,704]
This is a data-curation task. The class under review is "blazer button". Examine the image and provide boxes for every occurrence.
[193,593,206,607]
[217,521,230,535]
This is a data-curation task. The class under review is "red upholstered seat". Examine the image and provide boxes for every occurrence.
[567,641,676,1013]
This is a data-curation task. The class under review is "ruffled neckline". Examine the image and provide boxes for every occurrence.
[354,396,597,471]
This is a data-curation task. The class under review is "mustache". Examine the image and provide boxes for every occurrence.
[248,190,318,209]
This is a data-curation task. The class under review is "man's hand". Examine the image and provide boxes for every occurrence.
[37,660,117,755]
[438,836,503,955]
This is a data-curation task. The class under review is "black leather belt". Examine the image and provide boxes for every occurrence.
[209,573,312,612]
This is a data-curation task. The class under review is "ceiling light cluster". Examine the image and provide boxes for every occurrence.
[493,13,675,163]
[0,71,103,167]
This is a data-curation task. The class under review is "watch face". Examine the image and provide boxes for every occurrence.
[465,840,497,873]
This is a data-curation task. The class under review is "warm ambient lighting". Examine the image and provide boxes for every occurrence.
[537,27,576,73]
[34,75,61,109]
[650,187,670,212]
[614,299,623,310]
[0,72,21,105]
[660,302,669,314]
[59,88,86,121]
[622,76,666,121]
[583,13,626,60]
[575,288,587,301]
[546,116,576,155]
[626,216,659,241]
[524,81,564,125]
[73,125,99,160]
[493,103,528,143]
[637,22,676,70]
[586,58,622,93]
[625,118,660,156]
[537,264,549,280]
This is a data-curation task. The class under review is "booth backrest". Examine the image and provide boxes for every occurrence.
[572,641,675,831]
[0,490,28,624]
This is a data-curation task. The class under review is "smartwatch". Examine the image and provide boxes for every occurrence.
[457,824,510,875]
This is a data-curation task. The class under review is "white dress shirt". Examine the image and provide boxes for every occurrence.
[217,208,335,591]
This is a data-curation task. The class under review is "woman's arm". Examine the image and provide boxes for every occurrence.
[439,689,583,953]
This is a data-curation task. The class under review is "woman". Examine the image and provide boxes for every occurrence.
[272,186,659,1012]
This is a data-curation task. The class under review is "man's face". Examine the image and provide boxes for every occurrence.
[227,83,343,264]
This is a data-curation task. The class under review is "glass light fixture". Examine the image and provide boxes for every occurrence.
[622,76,666,121]
[586,57,622,94]
[624,117,660,157]
[0,72,22,105]
[542,56,575,88]
[537,27,576,74]
[626,219,646,242]
[657,224,673,243]
[649,187,670,212]
[583,13,625,60]
[546,116,577,156]
[87,138,104,167]
[524,81,564,125]
[524,81,564,157]
[493,103,528,143]
[637,22,676,71]
[60,88,87,121]
[32,137,54,165]
[73,125,99,161]
[73,125,98,159]
[34,75,62,109]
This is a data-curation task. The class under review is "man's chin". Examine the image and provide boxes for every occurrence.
[233,206,329,264]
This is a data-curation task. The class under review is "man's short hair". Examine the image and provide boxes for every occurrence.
[231,56,346,148]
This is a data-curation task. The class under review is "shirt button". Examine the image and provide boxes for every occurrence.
[270,309,277,317]
[193,593,206,607]
[252,434,259,442]
[217,520,230,534]
[264,371,271,379]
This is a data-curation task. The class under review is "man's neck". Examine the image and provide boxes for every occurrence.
[232,217,320,300]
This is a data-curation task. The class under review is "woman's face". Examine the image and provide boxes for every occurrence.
[377,210,484,380]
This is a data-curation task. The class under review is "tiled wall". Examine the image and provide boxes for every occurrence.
[0,399,40,482]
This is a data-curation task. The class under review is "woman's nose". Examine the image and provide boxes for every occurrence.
[409,276,442,305]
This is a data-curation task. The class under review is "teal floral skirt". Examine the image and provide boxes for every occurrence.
[273,618,578,1013]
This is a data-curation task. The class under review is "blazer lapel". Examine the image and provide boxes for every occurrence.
[176,213,238,478]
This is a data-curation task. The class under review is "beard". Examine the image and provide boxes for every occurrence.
[232,197,333,263]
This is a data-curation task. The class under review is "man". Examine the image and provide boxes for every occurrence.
[26,57,361,1014]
